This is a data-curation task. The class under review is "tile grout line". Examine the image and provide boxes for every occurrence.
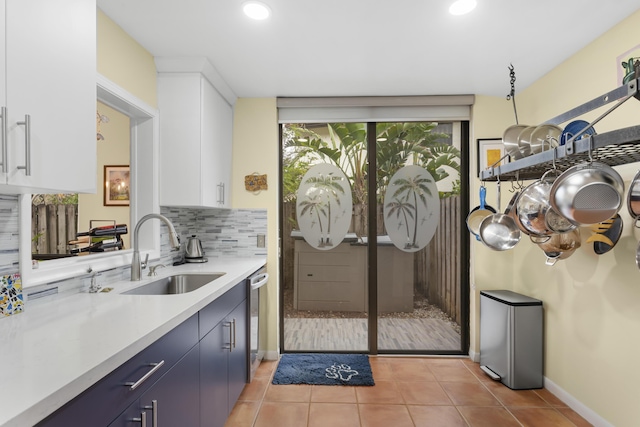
[464,361,580,427]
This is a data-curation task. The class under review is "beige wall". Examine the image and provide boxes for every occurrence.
[470,10,640,426]
[97,9,157,108]
[230,99,280,356]
[78,102,131,249]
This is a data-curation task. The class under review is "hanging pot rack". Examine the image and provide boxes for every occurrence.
[481,77,640,181]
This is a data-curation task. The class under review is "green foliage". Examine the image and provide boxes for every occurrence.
[282,122,462,204]
[32,194,79,206]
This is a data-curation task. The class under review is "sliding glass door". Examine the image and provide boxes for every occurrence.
[280,120,467,354]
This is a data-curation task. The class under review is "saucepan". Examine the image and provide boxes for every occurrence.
[478,181,521,251]
[627,169,640,227]
[515,170,576,241]
[466,185,496,240]
[502,124,528,160]
[550,161,624,225]
[537,228,581,266]
[529,124,562,154]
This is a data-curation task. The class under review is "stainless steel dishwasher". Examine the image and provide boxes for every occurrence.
[247,266,269,381]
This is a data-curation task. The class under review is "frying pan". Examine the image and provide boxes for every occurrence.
[478,182,521,251]
[466,185,496,240]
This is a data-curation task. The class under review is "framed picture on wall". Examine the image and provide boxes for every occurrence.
[477,138,508,177]
[104,165,130,206]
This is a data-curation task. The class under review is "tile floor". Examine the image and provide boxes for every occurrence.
[224,357,593,427]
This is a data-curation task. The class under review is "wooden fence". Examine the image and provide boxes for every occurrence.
[415,195,461,324]
[284,195,462,324]
[32,204,78,254]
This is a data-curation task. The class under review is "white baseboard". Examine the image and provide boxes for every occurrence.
[264,350,279,361]
[543,376,613,427]
[468,349,480,363]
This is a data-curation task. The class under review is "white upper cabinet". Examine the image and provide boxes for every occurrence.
[0,0,96,194]
[158,72,233,208]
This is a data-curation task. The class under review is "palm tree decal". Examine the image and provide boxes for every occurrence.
[387,174,433,248]
[385,198,416,249]
[302,172,346,247]
[298,193,328,246]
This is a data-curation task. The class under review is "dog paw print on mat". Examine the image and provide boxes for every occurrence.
[325,363,359,381]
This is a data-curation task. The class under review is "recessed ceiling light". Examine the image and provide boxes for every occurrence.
[449,0,477,15]
[243,1,271,20]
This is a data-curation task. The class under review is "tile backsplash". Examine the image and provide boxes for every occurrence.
[0,194,267,302]
[0,195,19,276]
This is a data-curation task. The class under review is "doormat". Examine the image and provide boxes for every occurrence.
[272,353,374,386]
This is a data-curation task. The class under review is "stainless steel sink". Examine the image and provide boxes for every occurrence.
[123,273,225,295]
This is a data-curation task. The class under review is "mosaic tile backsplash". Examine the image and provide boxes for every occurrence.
[0,193,267,302]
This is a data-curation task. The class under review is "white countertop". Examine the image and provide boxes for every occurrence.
[0,257,266,427]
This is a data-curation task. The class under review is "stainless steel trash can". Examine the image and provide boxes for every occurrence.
[480,290,543,389]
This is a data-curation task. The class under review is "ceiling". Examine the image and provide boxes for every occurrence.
[97,0,640,99]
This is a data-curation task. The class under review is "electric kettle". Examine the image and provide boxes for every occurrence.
[185,235,207,262]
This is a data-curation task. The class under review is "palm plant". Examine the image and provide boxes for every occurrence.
[283,121,461,236]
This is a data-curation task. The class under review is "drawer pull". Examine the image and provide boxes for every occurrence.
[132,411,147,427]
[125,360,165,391]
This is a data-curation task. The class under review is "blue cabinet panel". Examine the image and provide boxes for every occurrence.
[36,314,198,427]
[199,280,246,339]
[108,344,201,426]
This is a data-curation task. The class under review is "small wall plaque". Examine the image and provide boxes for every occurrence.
[245,173,268,193]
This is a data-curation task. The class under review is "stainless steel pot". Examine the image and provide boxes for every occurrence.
[550,162,624,225]
[479,182,521,251]
[516,126,536,157]
[516,175,554,237]
[529,124,562,154]
[627,169,640,225]
[537,229,581,266]
[502,125,528,160]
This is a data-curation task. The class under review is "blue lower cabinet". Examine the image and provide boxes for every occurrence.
[35,282,250,427]
[109,344,200,426]
[36,314,199,427]
[227,302,248,408]
[200,319,230,427]
[200,300,247,427]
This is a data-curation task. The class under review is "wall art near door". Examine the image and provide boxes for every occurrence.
[383,165,439,252]
[296,164,352,250]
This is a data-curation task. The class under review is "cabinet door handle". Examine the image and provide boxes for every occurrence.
[125,360,165,390]
[0,107,7,173]
[143,400,158,427]
[231,318,237,349]
[16,114,31,176]
[224,321,232,352]
[132,411,147,427]
[217,182,225,205]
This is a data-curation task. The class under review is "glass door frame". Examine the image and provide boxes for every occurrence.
[278,121,471,356]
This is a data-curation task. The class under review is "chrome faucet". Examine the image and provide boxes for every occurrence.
[131,213,181,281]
